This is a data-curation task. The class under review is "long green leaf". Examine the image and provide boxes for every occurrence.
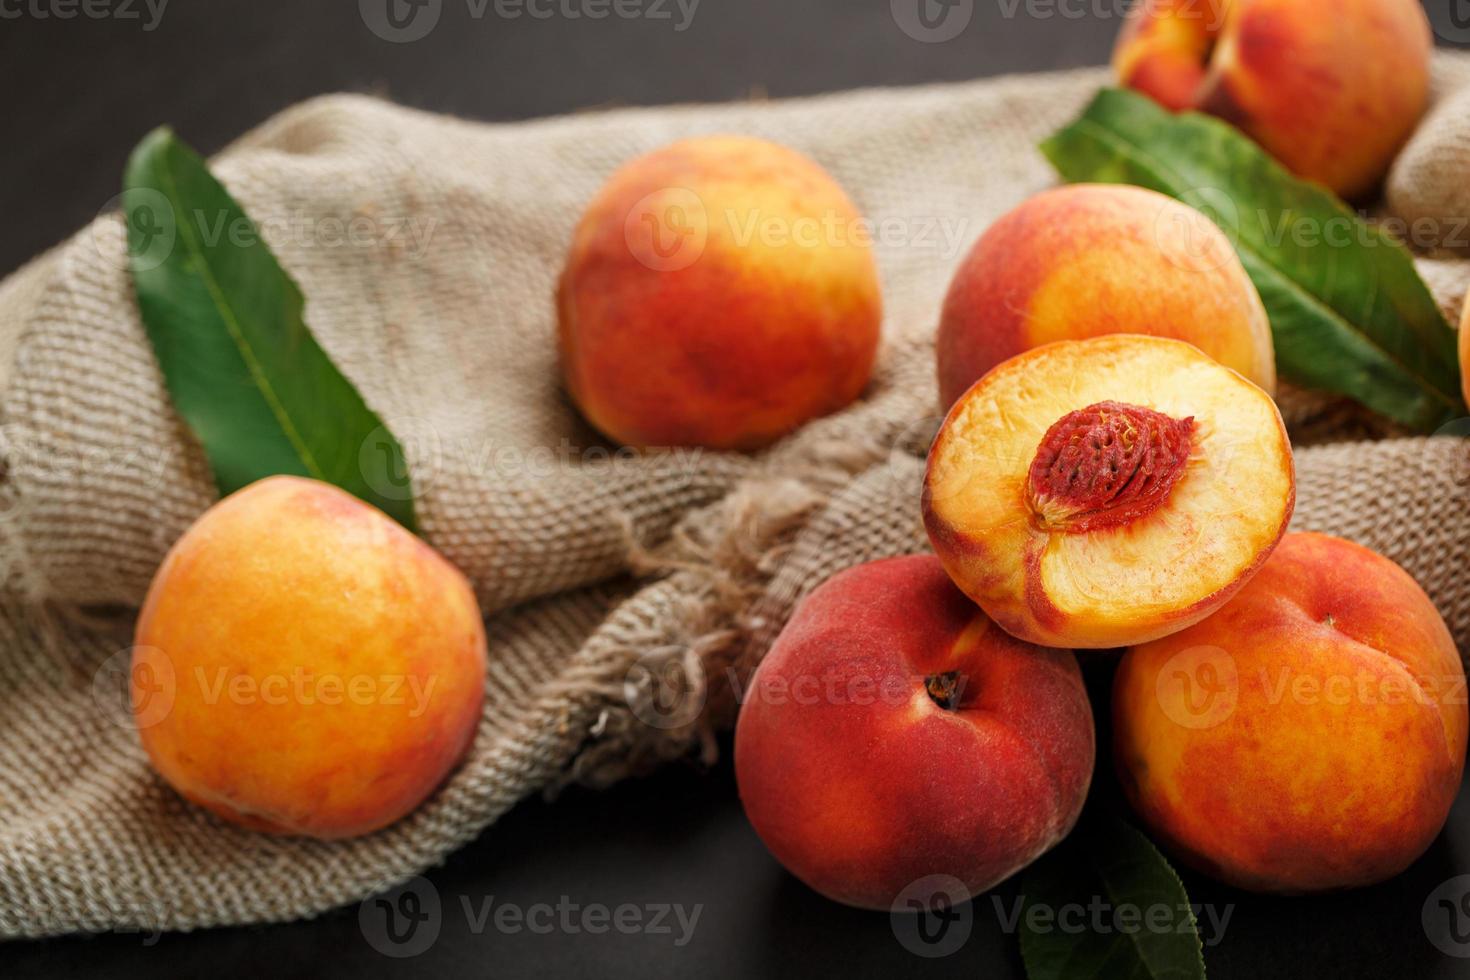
[1041,88,1464,432]
[124,127,416,530]
[1019,819,1207,980]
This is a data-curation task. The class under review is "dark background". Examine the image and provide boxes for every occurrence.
[5,1,1469,977]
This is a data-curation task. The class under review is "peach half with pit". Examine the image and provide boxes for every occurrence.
[923,334,1294,649]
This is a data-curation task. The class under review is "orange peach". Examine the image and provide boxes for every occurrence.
[1114,532,1467,892]
[924,334,1293,649]
[557,135,882,450]
[133,476,487,839]
[1114,0,1432,199]
[1460,293,1469,411]
[733,555,1094,910]
[936,184,1274,409]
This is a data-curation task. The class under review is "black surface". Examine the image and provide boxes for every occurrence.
[5,1,1470,977]
[11,679,1470,980]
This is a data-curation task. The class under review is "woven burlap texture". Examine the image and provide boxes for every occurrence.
[3,55,1470,939]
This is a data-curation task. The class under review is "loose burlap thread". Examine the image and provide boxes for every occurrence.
[3,55,1470,939]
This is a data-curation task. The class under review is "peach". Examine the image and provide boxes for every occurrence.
[924,334,1293,649]
[936,184,1275,409]
[1113,0,1432,199]
[1114,532,1468,892]
[733,555,1094,910]
[1460,293,1469,411]
[557,135,882,451]
[133,476,487,839]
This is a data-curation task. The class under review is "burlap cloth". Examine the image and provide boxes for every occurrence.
[3,54,1470,940]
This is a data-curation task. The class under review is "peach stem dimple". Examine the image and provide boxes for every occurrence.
[925,671,966,711]
[1027,400,1195,533]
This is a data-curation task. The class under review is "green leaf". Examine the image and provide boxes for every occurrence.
[1041,88,1464,433]
[1019,819,1206,980]
[123,127,416,530]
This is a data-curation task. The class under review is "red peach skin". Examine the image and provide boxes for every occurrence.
[734,555,1094,909]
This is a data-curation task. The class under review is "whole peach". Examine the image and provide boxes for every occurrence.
[1460,293,1469,410]
[133,476,487,839]
[734,555,1094,909]
[557,135,881,450]
[936,184,1274,409]
[1114,532,1467,892]
[1114,0,1432,199]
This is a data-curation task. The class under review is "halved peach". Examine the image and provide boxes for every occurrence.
[923,334,1294,649]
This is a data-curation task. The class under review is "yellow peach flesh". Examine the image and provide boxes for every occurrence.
[924,334,1294,648]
